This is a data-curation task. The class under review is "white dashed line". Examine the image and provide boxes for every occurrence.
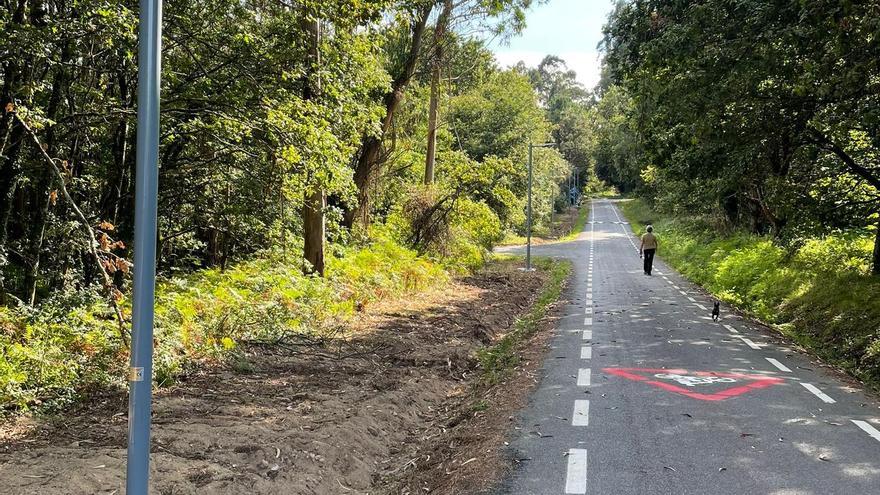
[765,358,792,372]
[679,290,688,296]
[852,420,880,443]
[801,383,836,404]
[687,296,696,302]
[584,317,592,326]
[672,285,680,290]
[582,330,592,340]
[694,303,708,311]
[737,336,763,350]
[564,449,588,494]
[723,324,739,334]
[584,307,592,314]
[581,346,592,359]
[572,400,590,426]
[577,368,592,386]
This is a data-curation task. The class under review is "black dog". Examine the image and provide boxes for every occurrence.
[711,301,720,322]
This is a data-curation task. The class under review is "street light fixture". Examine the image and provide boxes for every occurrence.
[525,141,557,271]
[126,0,162,493]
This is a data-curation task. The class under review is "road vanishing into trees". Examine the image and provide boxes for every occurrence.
[497,199,880,495]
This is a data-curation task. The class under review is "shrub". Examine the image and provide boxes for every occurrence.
[0,235,449,414]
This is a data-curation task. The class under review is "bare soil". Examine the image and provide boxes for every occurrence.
[0,260,563,495]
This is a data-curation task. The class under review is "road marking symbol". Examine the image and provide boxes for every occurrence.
[577,369,592,386]
[572,400,590,426]
[603,367,783,401]
[765,358,791,372]
[852,420,880,443]
[801,383,836,404]
[564,449,588,494]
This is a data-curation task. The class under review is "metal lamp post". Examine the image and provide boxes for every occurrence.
[126,0,162,493]
[525,142,557,271]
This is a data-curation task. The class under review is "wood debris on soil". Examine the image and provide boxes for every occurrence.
[0,261,559,495]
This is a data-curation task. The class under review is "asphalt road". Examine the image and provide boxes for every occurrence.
[495,199,880,495]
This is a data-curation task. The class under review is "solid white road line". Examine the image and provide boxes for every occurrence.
[695,303,708,311]
[564,449,588,494]
[577,368,592,386]
[572,400,590,426]
[584,317,593,326]
[723,324,739,334]
[852,420,880,443]
[583,330,592,340]
[581,346,592,359]
[801,383,836,404]
[738,336,763,350]
[765,357,792,372]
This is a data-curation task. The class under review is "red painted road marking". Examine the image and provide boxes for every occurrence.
[603,367,784,401]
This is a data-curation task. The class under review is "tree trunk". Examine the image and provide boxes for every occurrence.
[424,64,440,185]
[424,0,453,185]
[873,216,880,276]
[301,15,325,275]
[302,189,325,274]
[346,5,433,227]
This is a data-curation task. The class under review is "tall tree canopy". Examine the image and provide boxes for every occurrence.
[598,0,880,273]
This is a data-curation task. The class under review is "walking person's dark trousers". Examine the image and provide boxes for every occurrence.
[643,248,656,275]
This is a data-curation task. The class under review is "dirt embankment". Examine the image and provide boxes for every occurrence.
[0,260,564,494]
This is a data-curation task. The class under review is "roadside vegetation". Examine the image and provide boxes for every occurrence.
[0,1,602,417]
[594,2,880,386]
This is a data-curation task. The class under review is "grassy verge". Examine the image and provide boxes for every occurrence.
[560,202,590,241]
[619,198,880,388]
[477,257,571,384]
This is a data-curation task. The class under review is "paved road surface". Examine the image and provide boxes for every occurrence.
[496,199,880,495]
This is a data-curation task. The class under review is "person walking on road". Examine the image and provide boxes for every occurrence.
[639,225,658,275]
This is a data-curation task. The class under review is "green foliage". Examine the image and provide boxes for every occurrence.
[598,0,880,270]
[620,199,880,387]
[0,236,446,413]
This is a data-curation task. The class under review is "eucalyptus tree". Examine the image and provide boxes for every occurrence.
[347,0,543,227]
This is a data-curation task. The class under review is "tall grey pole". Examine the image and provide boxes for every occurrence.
[526,143,533,271]
[127,0,162,492]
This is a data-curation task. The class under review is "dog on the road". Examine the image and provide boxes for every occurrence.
[711,301,720,322]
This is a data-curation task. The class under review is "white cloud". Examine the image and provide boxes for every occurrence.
[493,50,603,90]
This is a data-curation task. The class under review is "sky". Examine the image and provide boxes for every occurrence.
[488,0,617,90]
